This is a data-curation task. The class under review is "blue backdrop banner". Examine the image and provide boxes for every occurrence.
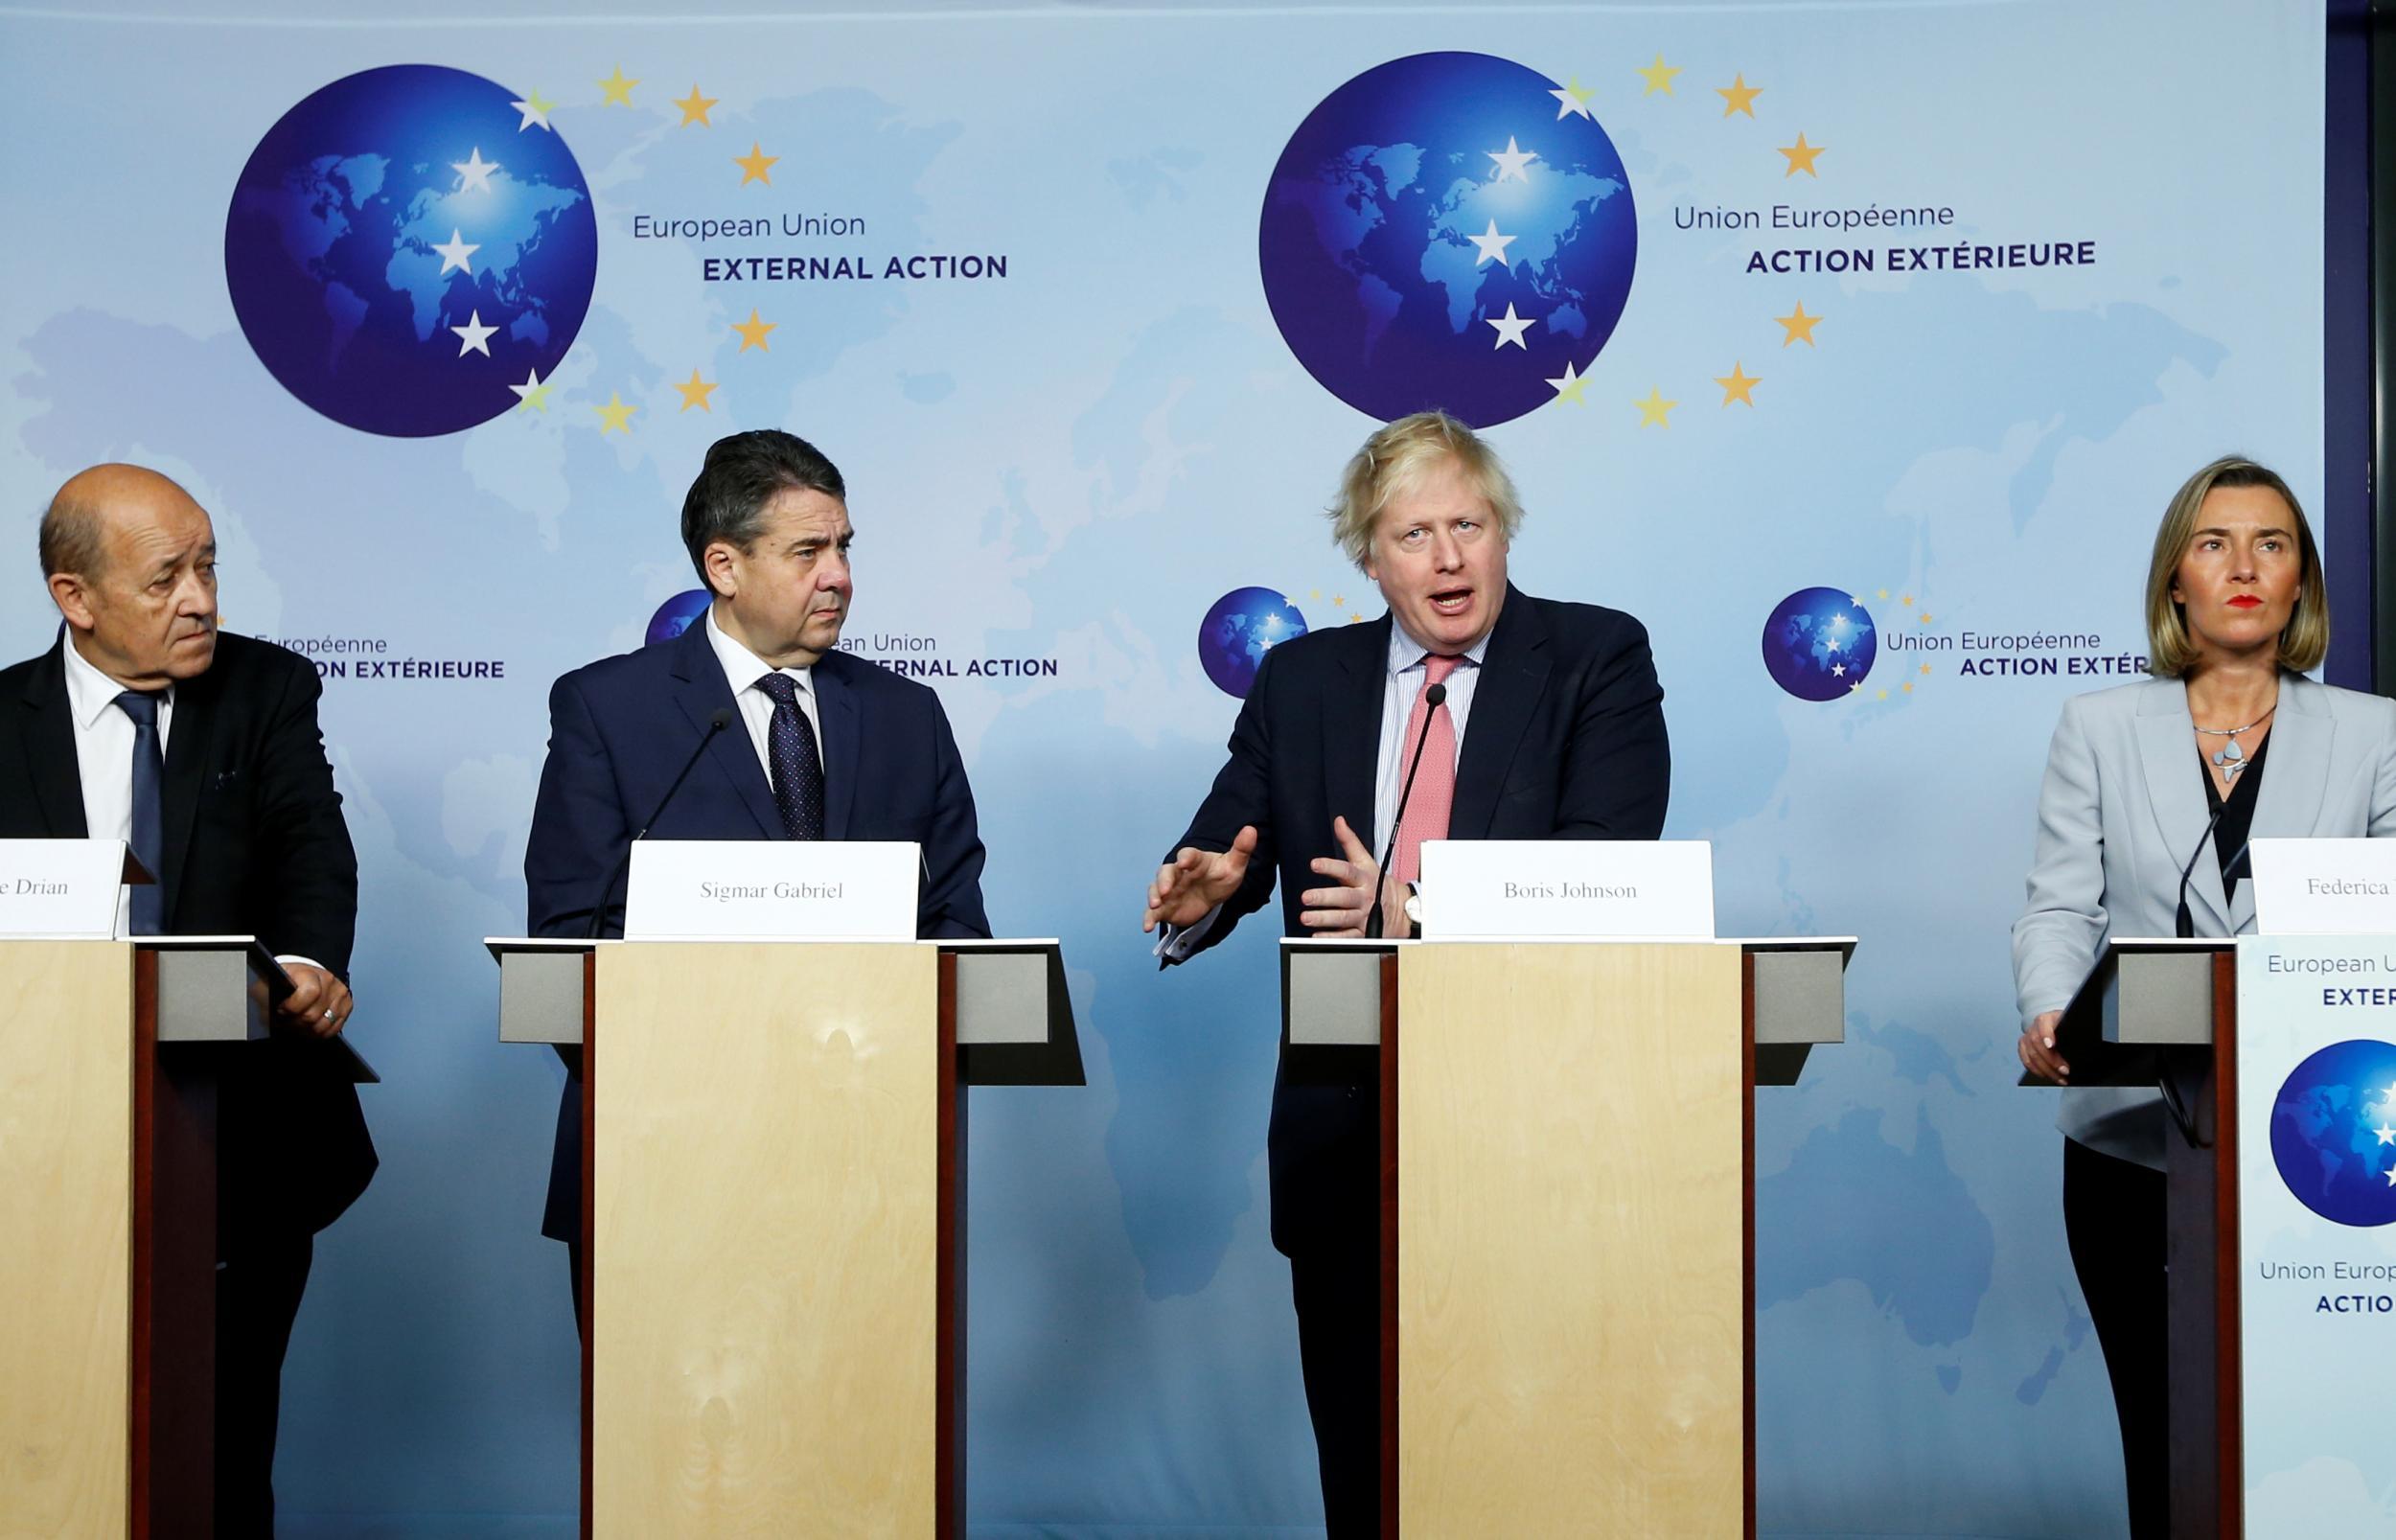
[0,3,2329,1534]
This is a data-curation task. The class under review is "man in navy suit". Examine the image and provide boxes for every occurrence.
[0,463,372,1532]
[1142,411,1670,1535]
[525,429,991,1313]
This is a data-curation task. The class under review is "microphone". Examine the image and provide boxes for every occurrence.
[584,708,734,939]
[2173,799,2231,939]
[1368,680,1447,941]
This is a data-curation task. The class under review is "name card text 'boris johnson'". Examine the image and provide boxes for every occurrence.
[1417,839,1715,940]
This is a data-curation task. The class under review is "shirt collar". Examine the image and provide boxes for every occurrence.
[704,606,813,698]
[59,630,174,730]
[1385,614,1491,678]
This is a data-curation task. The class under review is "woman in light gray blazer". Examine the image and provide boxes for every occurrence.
[2012,455,2396,1538]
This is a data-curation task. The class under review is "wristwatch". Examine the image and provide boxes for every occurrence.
[1403,883,1422,939]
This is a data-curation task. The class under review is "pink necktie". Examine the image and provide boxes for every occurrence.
[1391,655,1461,885]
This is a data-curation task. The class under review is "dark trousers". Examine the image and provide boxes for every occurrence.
[217,1235,314,1537]
[1289,1243,1380,1539]
[2062,1137,2167,1540]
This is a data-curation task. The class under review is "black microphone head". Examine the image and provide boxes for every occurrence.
[1423,682,1447,707]
[708,708,734,731]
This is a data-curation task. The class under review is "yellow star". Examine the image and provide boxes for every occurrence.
[1919,611,1934,624]
[1775,301,1822,347]
[1876,689,1888,701]
[1716,74,1762,119]
[1901,594,1914,607]
[673,369,719,412]
[1633,386,1677,427]
[1637,55,1683,97]
[597,66,639,106]
[1331,594,1345,607]
[1778,132,1827,178]
[732,308,776,351]
[1714,362,1761,407]
[735,142,779,185]
[1920,662,1932,675]
[1546,358,1590,406]
[592,392,637,435]
[1876,586,1889,599]
[674,84,718,126]
[1902,681,1914,695]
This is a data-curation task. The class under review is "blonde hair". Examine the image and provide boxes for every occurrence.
[1326,410,1524,570]
[2143,454,2328,677]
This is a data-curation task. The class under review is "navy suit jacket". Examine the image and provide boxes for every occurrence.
[525,616,991,1236]
[1166,587,1670,1254]
[0,632,374,1255]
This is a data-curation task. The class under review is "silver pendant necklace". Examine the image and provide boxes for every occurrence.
[2196,704,2275,781]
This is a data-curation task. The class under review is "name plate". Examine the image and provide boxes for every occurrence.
[2252,838,2396,934]
[0,838,137,939]
[1417,839,1715,939]
[626,840,918,941]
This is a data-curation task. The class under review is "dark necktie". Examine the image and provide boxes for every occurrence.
[754,673,824,839]
[114,689,166,933]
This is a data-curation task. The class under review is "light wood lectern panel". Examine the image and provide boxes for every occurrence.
[1397,942,1744,1537]
[0,940,132,1538]
[591,942,939,1537]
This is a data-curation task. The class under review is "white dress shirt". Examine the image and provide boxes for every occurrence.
[64,634,324,971]
[61,636,173,937]
[704,606,825,778]
[1156,616,1487,958]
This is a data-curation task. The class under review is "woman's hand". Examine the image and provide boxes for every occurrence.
[2016,1009,2069,1084]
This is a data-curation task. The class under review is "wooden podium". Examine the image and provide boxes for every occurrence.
[0,935,353,1538]
[1281,935,1851,1538]
[490,936,1081,1539]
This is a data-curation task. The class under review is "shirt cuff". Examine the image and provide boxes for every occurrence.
[1151,904,1225,961]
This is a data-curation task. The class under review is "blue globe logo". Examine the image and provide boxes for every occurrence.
[2269,1039,2396,1227]
[1199,587,1308,699]
[1259,52,1637,427]
[1762,587,1877,701]
[225,65,598,437]
[645,588,710,647]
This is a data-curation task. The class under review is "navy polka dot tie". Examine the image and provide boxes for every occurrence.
[754,673,824,840]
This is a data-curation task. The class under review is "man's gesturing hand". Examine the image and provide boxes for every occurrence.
[1299,816,1401,939]
[1143,825,1260,932]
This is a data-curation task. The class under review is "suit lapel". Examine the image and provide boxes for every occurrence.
[1323,616,1389,850]
[2134,678,2229,933]
[17,641,87,838]
[158,665,219,926]
[816,655,862,840]
[671,621,779,839]
[1450,589,1551,839]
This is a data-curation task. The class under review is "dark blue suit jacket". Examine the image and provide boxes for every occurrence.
[1166,586,1670,1254]
[525,616,991,1237]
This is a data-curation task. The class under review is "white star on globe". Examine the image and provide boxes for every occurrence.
[432,229,479,275]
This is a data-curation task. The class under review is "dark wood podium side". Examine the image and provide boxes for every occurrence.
[2035,936,2242,1540]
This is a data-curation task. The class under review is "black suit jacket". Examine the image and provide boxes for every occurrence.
[524,617,993,1237]
[1166,587,1670,1253]
[0,632,375,1253]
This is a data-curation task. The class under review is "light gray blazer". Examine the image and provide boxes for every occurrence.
[2013,672,2396,1167]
